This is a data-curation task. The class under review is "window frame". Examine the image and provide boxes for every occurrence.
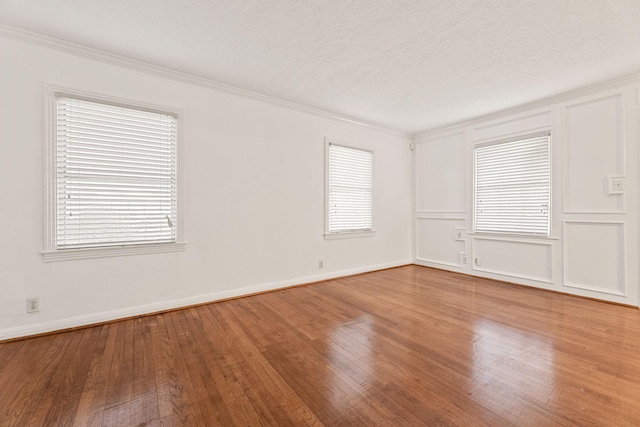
[324,138,375,240]
[473,132,552,238]
[43,85,186,262]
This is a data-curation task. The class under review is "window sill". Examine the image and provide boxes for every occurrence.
[42,242,186,262]
[324,230,376,240]
[468,232,559,241]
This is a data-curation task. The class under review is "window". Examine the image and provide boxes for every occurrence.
[474,133,551,236]
[44,90,184,261]
[326,142,374,237]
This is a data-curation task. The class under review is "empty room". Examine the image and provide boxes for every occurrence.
[2,1,640,425]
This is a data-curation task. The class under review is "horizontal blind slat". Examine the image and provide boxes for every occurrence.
[328,144,373,232]
[56,96,178,249]
[474,135,550,236]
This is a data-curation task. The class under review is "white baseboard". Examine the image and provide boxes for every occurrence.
[0,259,411,341]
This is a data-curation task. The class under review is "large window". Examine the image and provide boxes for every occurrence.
[44,90,183,260]
[474,133,551,236]
[326,142,373,237]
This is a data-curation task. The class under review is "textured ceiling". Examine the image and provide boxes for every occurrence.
[1,0,640,134]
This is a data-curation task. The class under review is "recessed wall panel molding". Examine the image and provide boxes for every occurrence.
[564,94,624,213]
[564,221,625,296]
[416,212,466,219]
[415,133,465,213]
[472,111,553,142]
[416,218,466,267]
[471,237,553,283]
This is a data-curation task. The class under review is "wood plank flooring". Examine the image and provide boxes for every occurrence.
[2,265,640,426]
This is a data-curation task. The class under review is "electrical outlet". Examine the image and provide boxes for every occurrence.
[474,257,481,266]
[460,253,468,265]
[27,297,39,313]
[318,260,324,269]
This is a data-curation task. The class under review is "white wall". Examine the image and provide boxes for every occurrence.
[0,35,413,340]
[414,81,640,306]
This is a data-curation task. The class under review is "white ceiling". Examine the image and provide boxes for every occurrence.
[1,0,640,134]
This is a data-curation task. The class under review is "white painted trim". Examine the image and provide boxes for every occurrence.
[413,132,467,215]
[459,252,468,266]
[324,231,376,240]
[43,84,56,254]
[3,25,637,141]
[414,258,461,269]
[470,236,554,284]
[467,232,559,242]
[416,216,466,221]
[42,83,187,261]
[414,131,467,145]
[0,24,410,139]
[566,93,626,176]
[562,282,626,297]
[416,259,558,293]
[0,259,412,341]
[563,93,626,214]
[415,211,467,216]
[43,242,187,262]
[607,176,626,196]
[471,267,553,285]
[563,220,626,297]
[562,209,627,214]
[324,138,375,238]
[473,125,554,146]
[414,73,640,139]
[411,136,417,263]
[463,128,473,252]
[471,111,553,144]
[638,105,640,306]
[415,217,465,268]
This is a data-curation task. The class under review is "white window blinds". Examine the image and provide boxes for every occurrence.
[55,96,178,249]
[474,134,551,236]
[328,143,373,233]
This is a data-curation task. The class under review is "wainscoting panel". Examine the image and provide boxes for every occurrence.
[416,218,466,268]
[471,237,553,283]
[564,221,625,296]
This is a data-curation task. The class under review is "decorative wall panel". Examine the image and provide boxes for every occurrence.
[416,133,465,213]
[564,221,625,296]
[565,95,624,213]
[416,218,466,267]
[472,237,553,283]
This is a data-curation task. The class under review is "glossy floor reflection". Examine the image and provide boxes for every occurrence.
[471,319,556,423]
[2,265,640,426]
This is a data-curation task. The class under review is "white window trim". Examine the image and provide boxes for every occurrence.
[42,84,187,262]
[324,138,376,239]
[472,131,552,238]
[324,230,376,240]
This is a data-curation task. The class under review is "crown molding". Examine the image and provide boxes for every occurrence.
[7,23,638,143]
[414,71,640,141]
[0,24,411,140]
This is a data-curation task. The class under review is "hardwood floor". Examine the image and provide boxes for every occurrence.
[2,265,640,426]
